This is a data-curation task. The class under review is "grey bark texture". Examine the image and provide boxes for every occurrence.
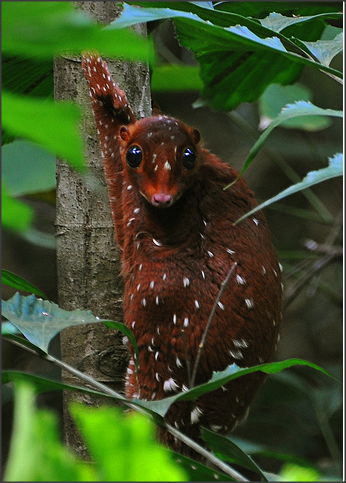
[54,1,151,458]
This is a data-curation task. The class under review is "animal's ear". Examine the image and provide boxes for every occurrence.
[191,128,201,145]
[152,99,163,116]
[120,126,131,142]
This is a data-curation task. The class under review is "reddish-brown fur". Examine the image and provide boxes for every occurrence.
[82,53,282,456]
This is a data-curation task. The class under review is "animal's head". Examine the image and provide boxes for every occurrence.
[119,116,201,208]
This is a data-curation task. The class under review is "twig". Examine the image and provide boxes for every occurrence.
[283,236,342,310]
[181,329,192,387]
[190,263,237,389]
[283,254,335,310]
[165,422,249,482]
[304,239,343,259]
[4,335,248,481]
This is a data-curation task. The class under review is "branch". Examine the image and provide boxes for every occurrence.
[283,237,342,310]
[190,263,237,388]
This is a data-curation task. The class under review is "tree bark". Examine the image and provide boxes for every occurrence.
[54,1,151,458]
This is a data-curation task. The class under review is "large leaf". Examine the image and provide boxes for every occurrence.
[3,382,96,482]
[258,11,341,33]
[1,269,48,299]
[2,91,84,171]
[1,293,135,357]
[1,1,153,62]
[214,2,343,19]
[71,404,187,481]
[151,65,203,92]
[300,31,343,66]
[2,370,110,399]
[138,358,337,418]
[235,153,342,225]
[202,429,268,480]
[258,83,331,131]
[2,140,56,196]
[113,3,342,110]
[1,54,53,98]
[1,183,34,233]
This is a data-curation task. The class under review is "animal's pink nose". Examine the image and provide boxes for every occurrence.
[151,193,173,207]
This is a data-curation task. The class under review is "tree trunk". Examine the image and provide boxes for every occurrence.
[54,1,151,458]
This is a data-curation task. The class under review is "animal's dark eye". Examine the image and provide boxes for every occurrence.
[126,145,143,168]
[182,147,197,170]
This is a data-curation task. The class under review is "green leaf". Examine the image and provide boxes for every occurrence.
[102,320,140,371]
[2,54,53,98]
[139,358,338,418]
[3,382,97,481]
[173,18,340,111]
[202,429,268,480]
[2,369,118,401]
[114,4,342,110]
[2,91,85,171]
[235,153,343,225]
[2,1,153,62]
[2,140,56,196]
[279,463,320,482]
[1,323,21,336]
[2,293,139,367]
[259,83,331,131]
[70,403,187,481]
[1,183,34,233]
[301,31,343,66]
[151,65,203,92]
[235,101,343,180]
[2,269,48,299]
[1,293,101,352]
[215,2,343,19]
[170,452,234,481]
[258,11,341,33]
[2,333,47,356]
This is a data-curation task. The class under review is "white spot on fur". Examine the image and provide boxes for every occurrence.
[236,274,246,285]
[229,349,244,360]
[163,377,179,392]
[218,301,225,310]
[245,298,254,309]
[190,406,203,424]
[233,339,249,349]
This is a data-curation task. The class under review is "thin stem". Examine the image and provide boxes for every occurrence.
[283,254,335,310]
[165,423,249,482]
[181,329,192,387]
[190,263,237,389]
